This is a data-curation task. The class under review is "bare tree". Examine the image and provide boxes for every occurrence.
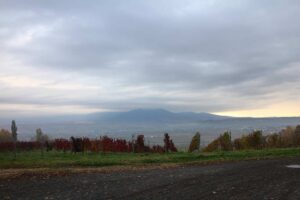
[36,128,48,157]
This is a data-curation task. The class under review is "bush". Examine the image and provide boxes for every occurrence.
[278,126,295,147]
[294,125,300,146]
[203,131,232,152]
[0,129,13,143]
[265,133,280,148]
[233,130,264,150]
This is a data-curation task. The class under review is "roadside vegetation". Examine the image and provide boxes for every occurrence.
[1,121,300,169]
[203,125,300,152]
[1,148,300,169]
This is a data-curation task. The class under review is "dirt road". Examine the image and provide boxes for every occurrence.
[1,157,300,200]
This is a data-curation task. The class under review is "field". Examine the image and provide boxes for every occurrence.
[1,148,300,169]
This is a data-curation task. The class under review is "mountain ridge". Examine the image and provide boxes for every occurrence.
[1,108,300,125]
[85,108,232,123]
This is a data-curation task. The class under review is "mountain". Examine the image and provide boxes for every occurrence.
[0,108,230,125]
[85,108,231,123]
[1,109,300,141]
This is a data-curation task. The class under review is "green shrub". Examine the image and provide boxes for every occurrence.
[188,132,200,152]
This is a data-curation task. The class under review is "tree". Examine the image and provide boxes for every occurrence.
[36,128,49,157]
[163,133,177,152]
[11,120,17,159]
[247,130,263,149]
[203,131,232,152]
[169,139,177,152]
[278,126,295,147]
[294,125,300,146]
[219,131,232,151]
[188,132,201,152]
[135,135,145,152]
[233,138,243,150]
[0,129,13,143]
[70,136,84,153]
[164,133,170,152]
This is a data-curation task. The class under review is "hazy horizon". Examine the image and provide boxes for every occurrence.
[1,108,300,120]
[1,1,300,118]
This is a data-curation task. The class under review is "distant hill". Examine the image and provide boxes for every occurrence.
[85,108,231,123]
[0,109,231,125]
[1,109,300,141]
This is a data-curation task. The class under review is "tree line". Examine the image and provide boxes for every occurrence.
[203,125,300,152]
[1,120,300,155]
[0,121,177,156]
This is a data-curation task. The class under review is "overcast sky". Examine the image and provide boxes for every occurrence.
[0,0,300,117]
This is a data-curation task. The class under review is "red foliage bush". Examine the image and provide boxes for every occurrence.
[18,141,40,151]
[54,138,72,152]
[151,145,165,153]
[0,141,40,152]
[0,134,178,153]
[0,142,14,151]
[169,139,177,152]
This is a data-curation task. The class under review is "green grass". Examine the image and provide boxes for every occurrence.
[1,148,300,169]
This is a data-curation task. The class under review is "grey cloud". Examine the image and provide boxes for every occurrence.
[0,0,300,114]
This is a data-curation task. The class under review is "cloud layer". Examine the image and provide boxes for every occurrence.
[1,0,300,117]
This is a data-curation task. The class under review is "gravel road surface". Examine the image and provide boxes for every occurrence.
[1,157,300,200]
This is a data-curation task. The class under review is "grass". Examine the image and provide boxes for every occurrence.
[1,147,300,169]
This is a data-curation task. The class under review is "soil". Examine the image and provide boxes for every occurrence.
[1,157,300,200]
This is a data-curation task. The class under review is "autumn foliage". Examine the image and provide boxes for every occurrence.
[203,131,232,152]
[188,132,200,152]
[204,125,300,152]
[163,133,177,152]
[0,133,178,154]
[2,124,300,154]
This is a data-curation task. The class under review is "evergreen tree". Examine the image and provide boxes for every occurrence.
[164,133,170,152]
[11,120,17,159]
[188,132,201,152]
